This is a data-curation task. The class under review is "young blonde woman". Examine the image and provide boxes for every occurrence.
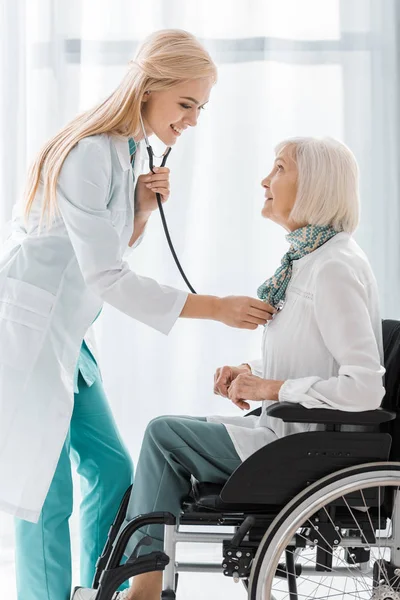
[0,30,274,600]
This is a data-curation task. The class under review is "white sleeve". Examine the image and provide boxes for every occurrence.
[247,359,263,377]
[57,137,188,335]
[123,226,146,259]
[278,259,385,411]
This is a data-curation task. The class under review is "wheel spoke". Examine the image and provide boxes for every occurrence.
[295,527,370,592]
[320,503,374,593]
[342,492,392,590]
[250,469,400,600]
[274,546,368,598]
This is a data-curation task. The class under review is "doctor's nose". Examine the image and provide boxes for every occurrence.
[185,110,199,128]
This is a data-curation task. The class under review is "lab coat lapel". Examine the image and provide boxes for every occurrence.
[111,136,131,171]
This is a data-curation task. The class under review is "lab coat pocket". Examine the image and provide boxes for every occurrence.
[0,277,55,372]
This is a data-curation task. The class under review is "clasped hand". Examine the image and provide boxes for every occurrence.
[214,364,283,410]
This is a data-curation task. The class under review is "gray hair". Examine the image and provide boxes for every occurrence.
[275,137,360,233]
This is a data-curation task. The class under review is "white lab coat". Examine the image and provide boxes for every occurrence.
[0,134,188,522]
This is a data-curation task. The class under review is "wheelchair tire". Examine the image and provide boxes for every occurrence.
[248,462,400,600]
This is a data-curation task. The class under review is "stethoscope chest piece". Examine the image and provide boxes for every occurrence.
[276,299,285,312]
[266,299,285,327]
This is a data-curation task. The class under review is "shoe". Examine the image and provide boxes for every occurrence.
[71,589,97,600]
[71,587,130,600]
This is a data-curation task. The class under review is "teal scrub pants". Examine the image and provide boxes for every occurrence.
[123,415,242,557]
[14,373,133,600]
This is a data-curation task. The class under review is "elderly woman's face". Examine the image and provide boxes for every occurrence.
[261,147,299,231]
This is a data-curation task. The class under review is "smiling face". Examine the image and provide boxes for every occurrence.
[140,78,213,146]
[261,145,302,231]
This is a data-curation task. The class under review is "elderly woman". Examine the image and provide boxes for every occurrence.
[81,137,385,600]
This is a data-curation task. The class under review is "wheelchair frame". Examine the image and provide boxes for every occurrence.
[87,402,397,600]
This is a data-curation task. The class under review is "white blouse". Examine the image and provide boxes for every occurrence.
[208,233,385,461]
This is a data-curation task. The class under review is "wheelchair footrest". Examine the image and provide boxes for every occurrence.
[95,552,170,600]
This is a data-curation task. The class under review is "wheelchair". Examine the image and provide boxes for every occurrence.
[81,319,400,599]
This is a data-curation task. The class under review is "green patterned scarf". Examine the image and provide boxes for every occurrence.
[257,224,338,308]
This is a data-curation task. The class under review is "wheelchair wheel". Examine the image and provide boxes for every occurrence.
[248,462,400,600]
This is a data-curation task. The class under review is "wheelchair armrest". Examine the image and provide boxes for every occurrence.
[244,407,262,418]
[266,401,396,426]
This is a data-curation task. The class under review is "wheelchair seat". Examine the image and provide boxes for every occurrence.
[182,481,279,513]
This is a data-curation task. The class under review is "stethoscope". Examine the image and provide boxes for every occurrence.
[139,114,197,294]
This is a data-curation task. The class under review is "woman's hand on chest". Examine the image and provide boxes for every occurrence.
[227,374,285,410]
[134,167,170,218]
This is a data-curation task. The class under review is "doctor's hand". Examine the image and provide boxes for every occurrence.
[134,167,170,217]
[227,374,284,411]
[179,295,276,329]
[216,296,276,330]
[214,364,251,398]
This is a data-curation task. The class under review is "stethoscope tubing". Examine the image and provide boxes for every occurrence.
[146,143,197,294]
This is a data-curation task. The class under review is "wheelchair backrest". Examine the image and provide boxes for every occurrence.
[381,319,400,460]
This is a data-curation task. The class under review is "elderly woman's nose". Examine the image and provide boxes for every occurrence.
[261,175,270,188]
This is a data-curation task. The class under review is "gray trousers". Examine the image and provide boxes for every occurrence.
[123,415,241,556]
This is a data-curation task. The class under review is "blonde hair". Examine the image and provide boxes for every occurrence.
[275,137,360,233]
[24,29,217,223]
